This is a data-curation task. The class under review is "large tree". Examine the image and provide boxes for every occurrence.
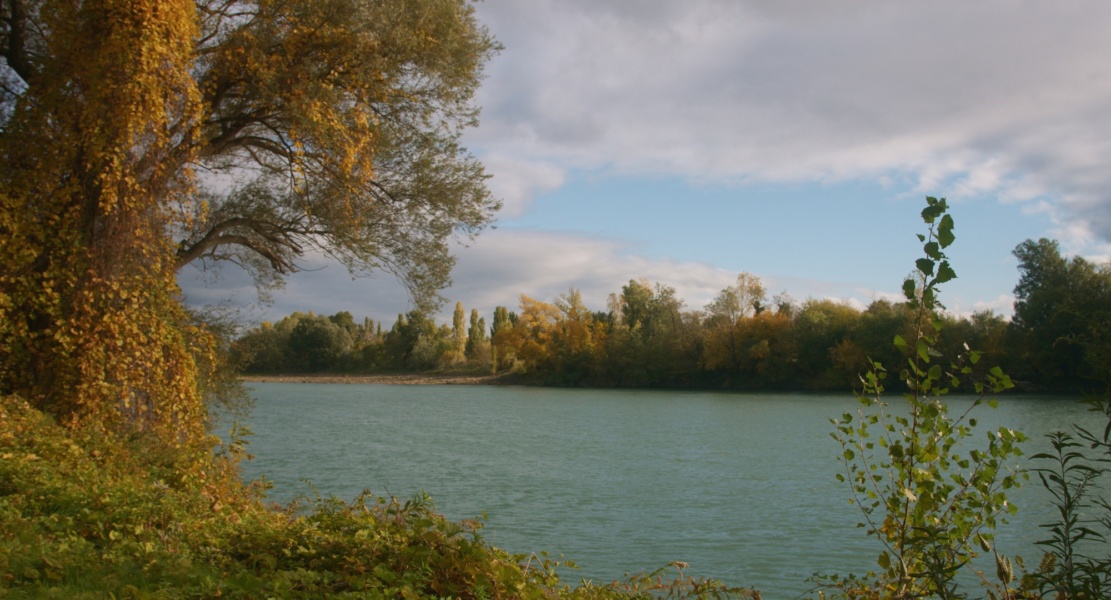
[703,272,768,373]
[3,0,500,311]
[1,0,211,445]
[0,0,497,440]
[1010,238,1111,389]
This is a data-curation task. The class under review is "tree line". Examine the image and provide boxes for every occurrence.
[232,236,1111,393]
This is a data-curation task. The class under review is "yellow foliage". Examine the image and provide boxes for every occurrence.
[1,0,499,447]
[491,292,607,373]
[494,295,562,369]
[0,0,209,450]
[555,288,597,356]
[174,0,501,309]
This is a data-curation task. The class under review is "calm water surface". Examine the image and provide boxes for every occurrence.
[234,383,1099,598]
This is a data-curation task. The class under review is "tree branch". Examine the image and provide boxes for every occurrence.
[175,216,309,273]
[2,0,36,84]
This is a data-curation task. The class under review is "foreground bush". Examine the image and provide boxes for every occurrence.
[0,395,754,599]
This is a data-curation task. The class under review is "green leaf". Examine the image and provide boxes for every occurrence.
[938,214,956,248]
[902,278,916,300]
[928,364,942,380]
[921,199,945,223]
[916,257,935,276]
[923,241,941,261]
[922,287,936,308]
[935,261,957,284]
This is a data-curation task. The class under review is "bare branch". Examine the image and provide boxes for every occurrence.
[176,216,309,272]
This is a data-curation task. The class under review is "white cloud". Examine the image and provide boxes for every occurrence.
[446,232,915,321]
[470,0,1111,246]
[180,229,921,327]
[480,155,565,218]
[178,253,417,326]
[185,2,1111,325]
[972,295,1016,317]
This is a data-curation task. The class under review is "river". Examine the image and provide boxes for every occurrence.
[231,382,1101,598]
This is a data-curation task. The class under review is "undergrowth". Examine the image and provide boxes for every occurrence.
[0,395,755,599]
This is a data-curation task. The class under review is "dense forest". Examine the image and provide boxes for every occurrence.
[233,237,1111,393]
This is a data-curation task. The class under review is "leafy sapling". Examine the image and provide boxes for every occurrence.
[828,197,1026,600]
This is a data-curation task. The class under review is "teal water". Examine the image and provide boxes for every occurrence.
[233,383,1101,598]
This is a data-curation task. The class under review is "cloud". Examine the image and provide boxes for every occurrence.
[470,0,1111,245]
[972,295,1016,318]
[480,155,565,218]
[180,229,915,327]
[183,2,1096,327]
[178,249,422,327]
[448,230,737,314]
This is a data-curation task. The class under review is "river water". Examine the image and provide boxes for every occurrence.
[232,382,1101,598]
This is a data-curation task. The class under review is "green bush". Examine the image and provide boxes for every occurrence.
[0,395,755,599]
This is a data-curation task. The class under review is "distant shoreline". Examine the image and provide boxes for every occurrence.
[240,373,506,386]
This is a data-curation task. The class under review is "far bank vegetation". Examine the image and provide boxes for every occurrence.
[233,237,1111,394]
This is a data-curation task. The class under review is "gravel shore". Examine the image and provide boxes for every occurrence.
[240,373,506,385]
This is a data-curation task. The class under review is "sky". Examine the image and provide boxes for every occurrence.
[181,0,1111,328]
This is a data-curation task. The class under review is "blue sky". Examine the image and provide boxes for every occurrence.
[182,1,1111,327]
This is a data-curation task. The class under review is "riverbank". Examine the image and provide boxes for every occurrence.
[240,373,508,385]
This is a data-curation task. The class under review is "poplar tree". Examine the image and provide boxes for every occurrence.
[491,306,511,339]
[466,308,487,357]
[452,301,466,355]
[1010,238,1111,388]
